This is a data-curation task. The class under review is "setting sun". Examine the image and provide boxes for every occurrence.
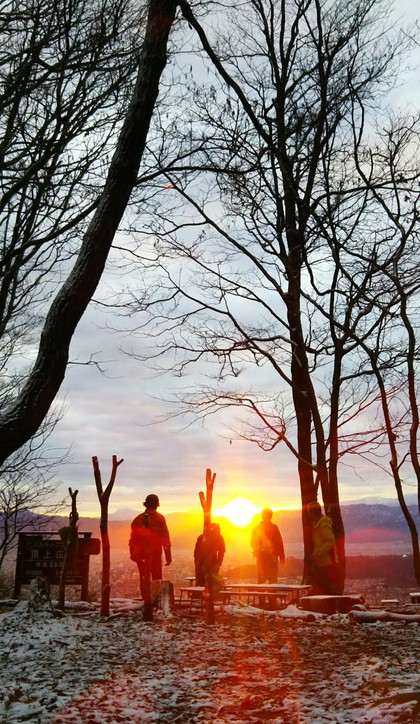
[213,497,261,527]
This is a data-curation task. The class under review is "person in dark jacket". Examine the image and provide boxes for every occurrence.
[129,494,172,620]
[194,523,225,590]
[251,508,285,583]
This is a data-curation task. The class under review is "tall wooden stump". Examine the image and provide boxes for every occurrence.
[58,487,79,611]
[92,454,124,617]
[199,468,216,625]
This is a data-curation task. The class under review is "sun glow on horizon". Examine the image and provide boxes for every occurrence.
[213,496,261,527]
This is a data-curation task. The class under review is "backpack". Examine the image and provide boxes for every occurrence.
[252,525,275,554]
[129,512,164,562]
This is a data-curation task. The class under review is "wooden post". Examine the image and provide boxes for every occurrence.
[57,488,79,611]
[92,455,124,616]
[199,468,216,625]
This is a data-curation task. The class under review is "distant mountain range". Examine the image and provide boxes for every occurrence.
[342,493,418,507]
[3,499,418,554]
[108,493,418,520]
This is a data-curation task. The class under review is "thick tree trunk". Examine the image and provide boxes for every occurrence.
[285,232,345,592]
[286,272,318,580]
[327,355,346,593]
[0,0,178,466]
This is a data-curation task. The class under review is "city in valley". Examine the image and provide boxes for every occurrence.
[4,502,416,607]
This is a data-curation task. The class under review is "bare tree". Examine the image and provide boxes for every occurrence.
[0,0,140,376]
[0,0,179,465]
[119,0,415,589]
[0,0,140,495]
[326,112,420,583]
[0,411,67,570]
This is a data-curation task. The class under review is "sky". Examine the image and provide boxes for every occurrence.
[40,1,420,518]
[46,299,404,518]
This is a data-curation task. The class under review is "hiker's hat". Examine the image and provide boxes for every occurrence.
[143,494,160,509]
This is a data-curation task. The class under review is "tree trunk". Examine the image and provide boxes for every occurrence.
[284,223,345,592]
[326,352,347,593]
[286,270,318,581]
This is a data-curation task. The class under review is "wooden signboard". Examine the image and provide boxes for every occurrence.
[13,532,100,600]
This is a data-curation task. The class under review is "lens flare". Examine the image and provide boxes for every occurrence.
[213,497,261,527]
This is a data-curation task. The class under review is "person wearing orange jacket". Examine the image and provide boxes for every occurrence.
[251,508,285,584]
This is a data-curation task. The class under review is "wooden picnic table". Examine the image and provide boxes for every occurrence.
[178,583,312,612]
[178,586,205,611]
[221,583,311,608]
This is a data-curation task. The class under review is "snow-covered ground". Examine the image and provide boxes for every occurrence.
[1,597,419,723]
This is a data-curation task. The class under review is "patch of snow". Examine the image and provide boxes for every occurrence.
[1,599,419,722]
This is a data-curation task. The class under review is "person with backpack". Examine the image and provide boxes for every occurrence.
[251,507,285,584]
[129,494,172,621]
[305,500,339,595]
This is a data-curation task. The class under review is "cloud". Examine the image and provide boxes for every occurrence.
[41,292,401,517]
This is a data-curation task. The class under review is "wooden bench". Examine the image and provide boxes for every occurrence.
[178,586,205,611]
[220,590,288,609]
[408,592,420,604]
